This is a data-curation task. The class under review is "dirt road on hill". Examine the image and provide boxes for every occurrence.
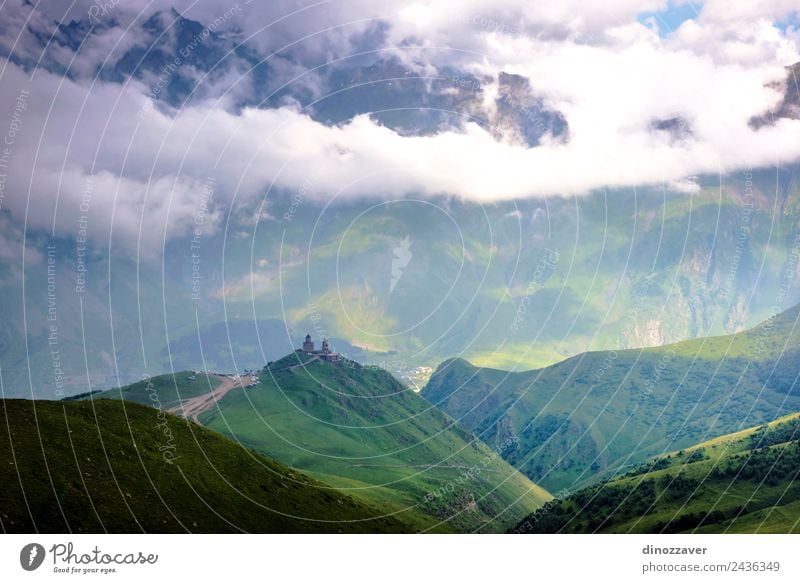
[168,375,241,423]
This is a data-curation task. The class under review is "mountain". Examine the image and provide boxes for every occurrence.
[423,304,800,493]
[314,64,568,145]
[6,7,567,139]
[6,163,800,401]
[750,61,800,126]
[93,353,552,532]
[4,5,800,400]
[5,8,271,109]
[7,168,800,399]
[774,61,800,121]
[107,8,269,107]
[0,398,413,533]
[512,412,800,533]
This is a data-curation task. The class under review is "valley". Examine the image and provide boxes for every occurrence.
[4,302,800,534]
[423,304,800,492]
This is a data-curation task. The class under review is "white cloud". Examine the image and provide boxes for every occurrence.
[699,0,798,24]
[671,13,798,65]
[1,0,800,256]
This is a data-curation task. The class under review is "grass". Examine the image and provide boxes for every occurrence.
[0,398,415,533]
[96,370,221,409]
[468,342,575,371]
[511,412,800,533]
[423,304,800,493]
[185,351,552,532]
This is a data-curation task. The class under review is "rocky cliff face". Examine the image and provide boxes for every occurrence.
[778,62,800,120]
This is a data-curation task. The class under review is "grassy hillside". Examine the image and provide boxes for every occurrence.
[95,370,222,409]
[0,398,413,533]
[108,352,552,532]
[512,412,800,533]
[423,305,800,492]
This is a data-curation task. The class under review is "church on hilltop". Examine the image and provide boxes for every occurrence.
[300,334,341,363]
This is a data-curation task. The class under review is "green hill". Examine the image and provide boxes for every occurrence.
[511,412,800,533]
[99,352,551,532]
[0,398,413,533]
[92,370,223,409]
[423,305,800,492]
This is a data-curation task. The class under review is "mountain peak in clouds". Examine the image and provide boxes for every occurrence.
[778,61,800,119]
[109,7,264,107]
[492,71,568,146]
[750,61,800,128]
[1,0,800,218]
[306,57,568,145]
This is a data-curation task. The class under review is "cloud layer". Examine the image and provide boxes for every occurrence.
[1,0,799,252]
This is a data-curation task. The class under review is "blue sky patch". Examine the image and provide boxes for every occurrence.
[775,11,799,33]
[638,2,703,37]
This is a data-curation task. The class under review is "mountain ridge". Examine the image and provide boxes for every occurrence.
[511,411,800,533]
[90,351,552,532]
[423,303,800,492]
